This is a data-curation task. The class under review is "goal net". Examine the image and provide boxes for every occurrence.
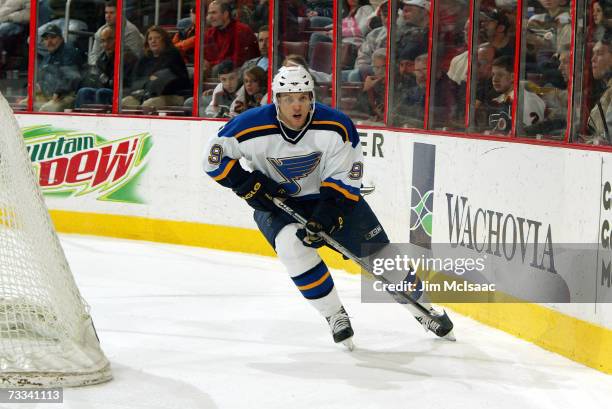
[0,92,112,387]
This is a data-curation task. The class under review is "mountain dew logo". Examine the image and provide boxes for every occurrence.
[409,143,436,249]
[22,125,152,203]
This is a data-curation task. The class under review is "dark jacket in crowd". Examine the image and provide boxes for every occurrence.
[127,46,189,99]
[38,42,84,97]
[81,50,137,90]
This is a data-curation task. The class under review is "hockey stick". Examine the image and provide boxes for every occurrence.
[273,198,455,340]
[359,186,375,196]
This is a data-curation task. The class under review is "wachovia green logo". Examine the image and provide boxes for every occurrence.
[22,125,152,203]
[410,186,433,237]
[409,143,436,249]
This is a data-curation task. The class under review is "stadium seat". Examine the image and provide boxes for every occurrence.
[281,41,309,60]
[309,42,332,74]
[340,43,358,70]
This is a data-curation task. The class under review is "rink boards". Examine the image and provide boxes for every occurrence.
[14,113,612,374]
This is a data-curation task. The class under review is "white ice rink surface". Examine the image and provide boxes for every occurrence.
[16,234,612,409]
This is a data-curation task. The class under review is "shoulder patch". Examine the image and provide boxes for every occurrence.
[311,103,360,147]
[218,104,279,142]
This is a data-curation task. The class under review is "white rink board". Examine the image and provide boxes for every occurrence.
[14,113,612,329]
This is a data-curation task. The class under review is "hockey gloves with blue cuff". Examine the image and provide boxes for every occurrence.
[234,170,286,212]
[297,200,344,248]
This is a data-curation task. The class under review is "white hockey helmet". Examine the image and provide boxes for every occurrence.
[272,65,316,106]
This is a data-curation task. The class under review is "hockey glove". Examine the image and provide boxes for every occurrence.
[233,170,286,212]
[296,200,344,248]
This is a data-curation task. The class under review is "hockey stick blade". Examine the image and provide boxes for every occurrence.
[360,186,375,196]
[272,198,455,340]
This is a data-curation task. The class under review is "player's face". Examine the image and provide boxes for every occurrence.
[491,65,513,93]
[220,71,240,93]
[277,92,312,129]
[592,41,612,80]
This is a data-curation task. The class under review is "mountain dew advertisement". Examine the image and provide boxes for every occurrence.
[22,125,152,204]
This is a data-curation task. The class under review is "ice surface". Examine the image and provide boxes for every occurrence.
[13,234,610,409]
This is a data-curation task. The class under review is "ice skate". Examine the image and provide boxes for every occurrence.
[326,306,354,351]
[412,304,456,341]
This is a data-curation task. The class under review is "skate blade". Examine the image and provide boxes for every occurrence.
[442,330,456,342]
[341,337,355,351]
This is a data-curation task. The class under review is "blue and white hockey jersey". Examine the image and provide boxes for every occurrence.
[203,102,363,203]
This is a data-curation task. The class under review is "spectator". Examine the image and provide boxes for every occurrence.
[526,0,571,57]
[456,43,499,129]
[75,26,136,108]
[201,60,242,117]
[173,6,196,64]
[594,1,606,41]
[524,45,570,137]
[308,0,374,60]
[32,24,84,112]
[396,0,430,62]
[0,0,30,41]
[88,0,144,65]
[473,43,499,118]
[249,0,269,32]
[203,0,259,77]
[341,0,374,46]
[447,20,470,85]
[396,53,429,127]
[396,51,456,128]
[37,3,88,54]
[122,26,190,108]
[306,0,334,27]
[434,0,468,72]
[276,0,307,42]
[349,0,388,82]
[485,55,545,134]
[230,65,267,116]
[592,1,612,42]
[587,36,612,143]
[241,25,269,73]
[390,45,417,126]
[396,44,417,94]
[479,8,514,59]
[233,0,256,23]
[356,48,386,122]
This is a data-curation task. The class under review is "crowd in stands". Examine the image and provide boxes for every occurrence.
[2,0,612,144]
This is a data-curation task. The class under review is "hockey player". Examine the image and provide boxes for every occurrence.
[203,65,390,349]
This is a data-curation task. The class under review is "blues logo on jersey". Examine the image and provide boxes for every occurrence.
[267,152,322,195]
